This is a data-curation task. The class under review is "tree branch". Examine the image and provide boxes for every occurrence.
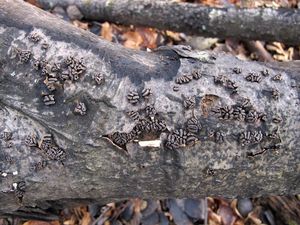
[0,0,299,216]
[36,0,300,45]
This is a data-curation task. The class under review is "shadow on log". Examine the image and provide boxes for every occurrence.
[0,0,299,217]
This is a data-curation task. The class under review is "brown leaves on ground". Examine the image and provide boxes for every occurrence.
[63,206,91,225]
[122,28,158,49]
[72,20,89,30]
[23,221,59,225]
[24,0,42,8]
[266,42,297,61]
[100,23,160,50]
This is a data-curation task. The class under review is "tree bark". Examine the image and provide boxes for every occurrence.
[35,0,300,45]
[0,0,300,216]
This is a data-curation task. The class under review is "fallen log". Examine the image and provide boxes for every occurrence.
[35,0,300,45]
[0,0,299,216]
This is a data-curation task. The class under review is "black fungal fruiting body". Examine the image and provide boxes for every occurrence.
[271,88,280,100]
[212,106,233,120]
[1,132,12,141]
[233,67,242,74]
[18,50,31,63]
[233,107,246,121]
[165,129,197,150]
[33,59,41,70]
[25,134,38,147]
[186,117,202,134]
[51,62,61,72]
[145,104,156,117]
[267,127,281,140]
[240,130,263,146]
[246,109,258,123]
[30,160,47,172]
[14,181,26,201]
[127,111,140,121]
[74,102,87,115]
[43,94,55,106]
[110,132,130,147]
[207,129,225,143]
[220,106,234,120]
[192,70,202,79]
[45,77,59,92]
[226,79,238,91]
[214,75,238,93]
[134,118,167,134]
[175,74,193,84]
[64,56,86,81]
[141,88,152,98]
[28,33,41,42]
[148,118,167,132]
[240,98,252,108]
[214,75,227,85]
[127,90,139,104]
[245,72,262,83]
[212,102,264,124]
[173,85,179,92]
[38,134,66,161]
[272,74,282,81]
[206,168,215,176]
[261,69,269,76]
[184,96,196,109]
[94,73,105,85]
[215,131,225,143]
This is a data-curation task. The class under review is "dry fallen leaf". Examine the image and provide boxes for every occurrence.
[25,0,41,7]
[24,221,59,225]
[218,203,237,225]
[122,31,143,49]
[72,20,89,30]
[101,22,113,42]
[208,208,222,225]
[266,42,294,61]
[122,28,158,50]
[166,30,182,42]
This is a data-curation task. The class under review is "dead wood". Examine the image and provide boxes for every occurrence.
[0,0,299,217]
[36,0,300,45]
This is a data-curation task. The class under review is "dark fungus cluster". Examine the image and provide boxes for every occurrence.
[74,102,87,115]
[25,133,66,162]
[14,33,104,117]
[109,117,167,148]
[239,130,263,146]
[175,69,202,85]
[214,75,238,94]
[207,129,226,144]
[211,99,266,123]
[0,131,13,148]
[109,87,169,150]
[14,181,26,202]
[127,88,152,104]
[165,117,203,150]
[165,129,198,150]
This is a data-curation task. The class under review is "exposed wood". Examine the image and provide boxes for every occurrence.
[0,0,299,216]
[36,0,300,45]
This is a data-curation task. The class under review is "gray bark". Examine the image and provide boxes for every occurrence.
[0,0,300,217]
[36,0,300,45]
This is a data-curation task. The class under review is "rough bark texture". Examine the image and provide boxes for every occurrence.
[0,0,300,217]
[36,0,300,45]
